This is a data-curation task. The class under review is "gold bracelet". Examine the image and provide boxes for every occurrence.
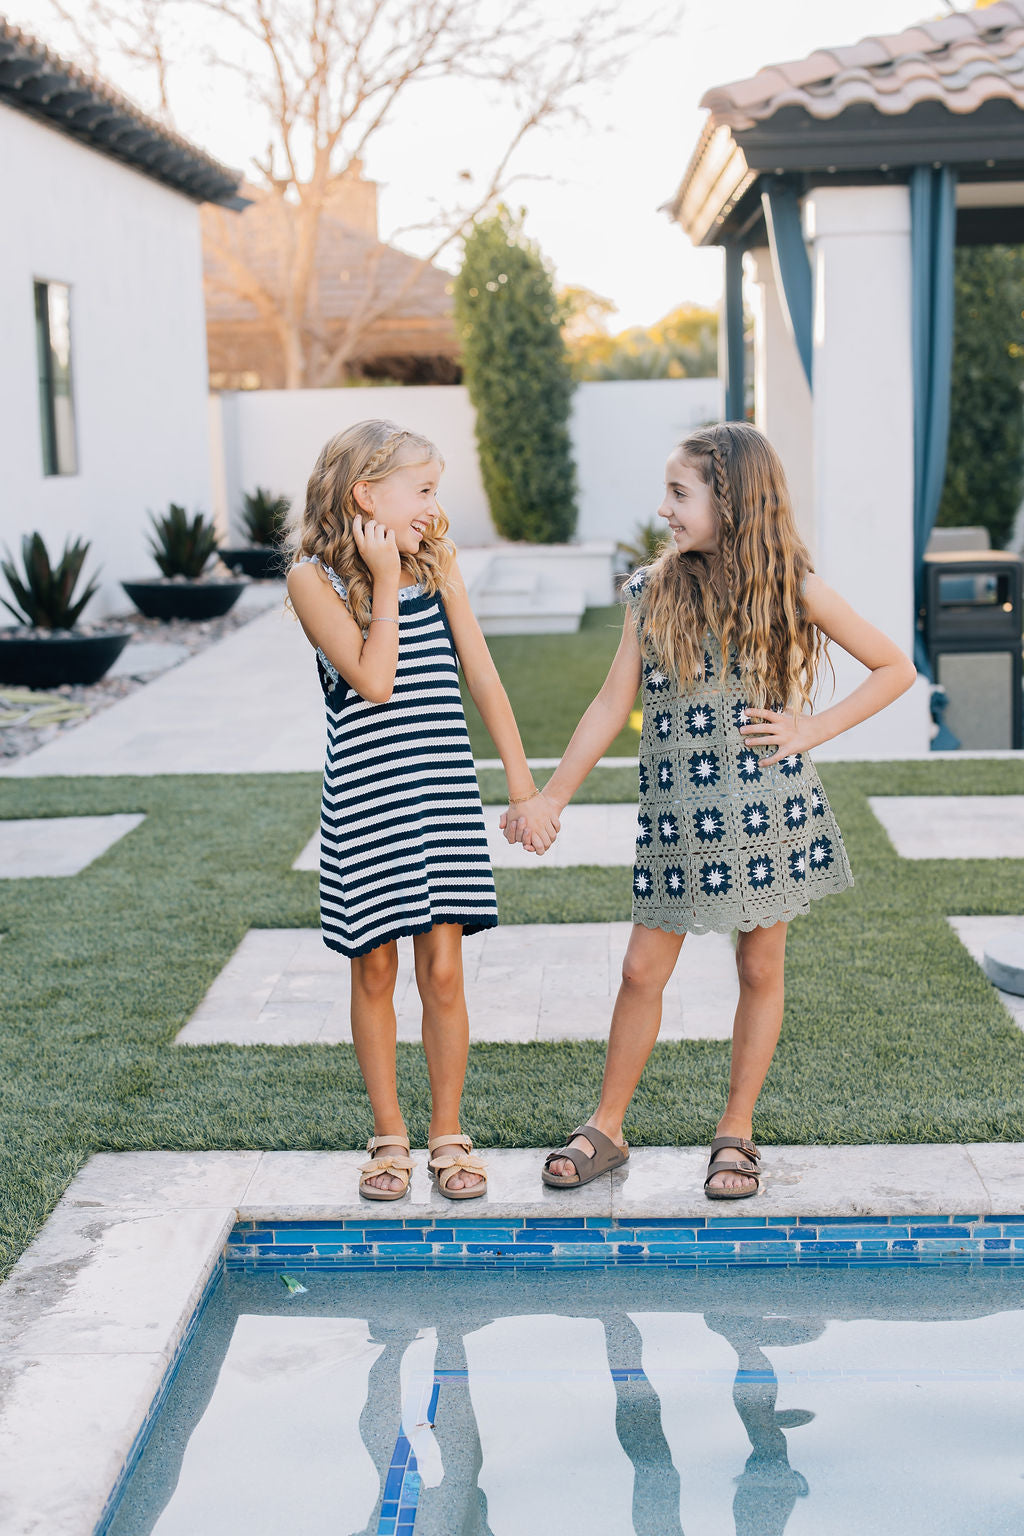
[507,785,539,807]
[369,616,399,625]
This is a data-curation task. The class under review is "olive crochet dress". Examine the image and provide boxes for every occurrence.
[624,568,853,934]
[301,557,498,958]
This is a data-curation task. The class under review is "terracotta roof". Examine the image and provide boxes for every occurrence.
[701,1,1024,129]
[0,17,244,206]
[202,188,455,342]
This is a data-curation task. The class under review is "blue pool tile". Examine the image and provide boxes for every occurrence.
[794,1240,858,1254]
[704,1216,769,1229]
[450,1226,524,1243]
[615,1244,646,1256]
[625,1216,707,1228]
[380,1501,399,1518]
[515,1227,607,1242]
[621,1227,696,1244]
[909,1226,972,1239]
[698,1226,788,1242]
[814,1225,910,1241]
[891,1240,920,1252]
[259,1244,314,1256]
[375,1243,441,1258]
[984,1238,1011,1250]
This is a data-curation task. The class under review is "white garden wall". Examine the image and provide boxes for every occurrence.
[0,105,213,619]
[210,377,723,550]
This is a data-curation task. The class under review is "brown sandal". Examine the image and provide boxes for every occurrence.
[704,1136,761,1200]
[542,1124,629,1188]
[427,1133,487,1201]
[359,1133,414,1202]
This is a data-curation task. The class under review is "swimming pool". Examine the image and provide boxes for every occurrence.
[103,1216,1024,1536]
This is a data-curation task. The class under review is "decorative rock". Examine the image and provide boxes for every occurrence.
[983,932,1024,997]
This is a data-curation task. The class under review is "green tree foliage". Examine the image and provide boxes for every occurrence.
[455,211,577,542]
[938,245,1024,549]
[563,294,719,381]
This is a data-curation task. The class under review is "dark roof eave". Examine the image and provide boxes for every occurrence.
[672,99,1024,247]
[0,20,244,208]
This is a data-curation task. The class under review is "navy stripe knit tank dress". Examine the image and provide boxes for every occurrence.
[302,558,498,958]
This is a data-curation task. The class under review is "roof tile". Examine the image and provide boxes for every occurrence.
[697,0,1024,128]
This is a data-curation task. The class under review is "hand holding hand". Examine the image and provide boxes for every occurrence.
[739,708,822,767]
[352,513,401,582]
[499,792,561,855]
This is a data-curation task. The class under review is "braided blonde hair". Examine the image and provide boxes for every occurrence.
[290,419,454,629]
[632,421,830,713]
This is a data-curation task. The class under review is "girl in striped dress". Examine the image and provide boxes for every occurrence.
[287,420,557,1202]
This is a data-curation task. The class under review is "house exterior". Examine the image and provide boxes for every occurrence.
[0,20,244,617]
[203,166,460,389]
[668,0,1024,756]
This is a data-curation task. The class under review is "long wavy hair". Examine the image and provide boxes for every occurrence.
[633,421,830,712]
[289,419,454,629]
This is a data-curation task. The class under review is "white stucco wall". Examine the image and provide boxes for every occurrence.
[210,377,723,550]
[0,105,213,618]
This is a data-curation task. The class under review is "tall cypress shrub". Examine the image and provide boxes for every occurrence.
[938,244,1024,548]
[454,210,577,542]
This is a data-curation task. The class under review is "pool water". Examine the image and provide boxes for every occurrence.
[107,1260,1024,1536]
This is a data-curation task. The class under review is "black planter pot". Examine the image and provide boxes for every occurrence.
[121,579,247,622]
[0,629,131,687]
[218,546,286,580]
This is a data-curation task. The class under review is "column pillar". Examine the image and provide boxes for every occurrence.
[804,185,931,757]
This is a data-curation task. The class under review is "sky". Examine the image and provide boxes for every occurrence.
[16,0,956,328]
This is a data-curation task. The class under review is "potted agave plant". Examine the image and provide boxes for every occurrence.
[219,486,291,580]
[122,504,247,621]
[0,533,130,687]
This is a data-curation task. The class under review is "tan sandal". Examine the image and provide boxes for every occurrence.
[427,1133,487,1201]
[704,1136,762,1200]
[359,1133,414,1202]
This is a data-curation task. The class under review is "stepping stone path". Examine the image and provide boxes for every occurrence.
[947,916,1024,1034]
[176,924,739,1045]
[869,795,1024,859]
[0,814,145,878]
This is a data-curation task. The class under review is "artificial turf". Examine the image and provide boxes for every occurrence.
[1,759,1023,1279]
[461,604,640,757]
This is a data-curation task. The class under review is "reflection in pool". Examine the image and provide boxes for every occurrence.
[108,1263,1024,1536]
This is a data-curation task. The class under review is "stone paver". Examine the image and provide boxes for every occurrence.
[293,802,640,872]
[869,795,1024,859]
[948,915,1024,1033]
[3,600,323,778]
[175,923,738,1045]
[0,813,145,878]
[105,639,190,680]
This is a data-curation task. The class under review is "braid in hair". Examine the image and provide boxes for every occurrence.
[361,427,412,480]
[708,439,741,686]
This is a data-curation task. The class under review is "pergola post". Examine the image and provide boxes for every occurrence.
[804,185,932,756]
[746,246,815,557]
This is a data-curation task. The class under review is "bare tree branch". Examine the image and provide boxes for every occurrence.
[40,0,673,386]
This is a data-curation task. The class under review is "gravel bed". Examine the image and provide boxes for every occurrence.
[0,587,284,762]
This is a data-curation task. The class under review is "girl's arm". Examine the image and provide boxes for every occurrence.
[741,573,918,764]
[538,609,643,817]
[286,517,402,705]
[444,558,560,853]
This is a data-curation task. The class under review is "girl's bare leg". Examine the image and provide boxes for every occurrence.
[413,923,482,1192]
[350,940,406,1192]
[706,921,788,1194]
[546,924,685,1177]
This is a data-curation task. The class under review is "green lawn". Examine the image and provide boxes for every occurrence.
[1,760,1023,1279]
[462,604,640,756]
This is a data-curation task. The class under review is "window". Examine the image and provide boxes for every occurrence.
[34,281,77,475]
